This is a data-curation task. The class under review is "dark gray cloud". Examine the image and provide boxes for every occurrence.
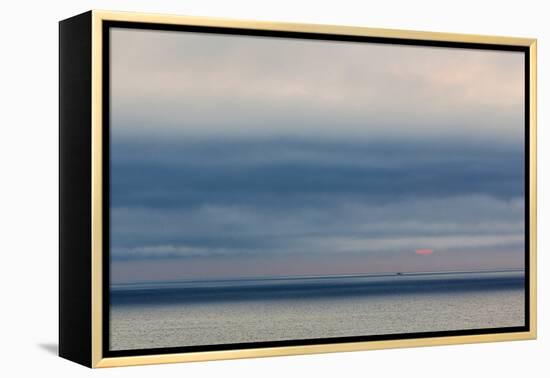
[111,136,524,210]
[109,136,525,276]
[111,193,524,255]
[109,136,525,279]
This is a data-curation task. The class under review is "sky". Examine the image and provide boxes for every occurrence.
[109,27,525,283]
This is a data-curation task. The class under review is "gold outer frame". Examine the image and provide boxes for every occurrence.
[89,9,537,368]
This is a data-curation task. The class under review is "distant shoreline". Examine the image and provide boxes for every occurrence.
[110,269,525,306]
[111,268,525,290]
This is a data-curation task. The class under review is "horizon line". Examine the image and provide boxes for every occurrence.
[111,267,525,287]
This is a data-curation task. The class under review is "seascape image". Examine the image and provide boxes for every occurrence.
[109,28,526,351]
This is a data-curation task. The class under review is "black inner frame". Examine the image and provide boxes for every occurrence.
[101,20,531,358]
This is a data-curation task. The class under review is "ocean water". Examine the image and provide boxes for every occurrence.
[109,270,525,351]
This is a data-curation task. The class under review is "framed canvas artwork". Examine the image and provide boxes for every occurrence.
[59,10,537,368]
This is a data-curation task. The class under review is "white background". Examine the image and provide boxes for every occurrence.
[0,0,547,376]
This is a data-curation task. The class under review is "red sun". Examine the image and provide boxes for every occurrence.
[416,248,434,256]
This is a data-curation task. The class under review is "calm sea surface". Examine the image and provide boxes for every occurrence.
[110,270,525,350]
